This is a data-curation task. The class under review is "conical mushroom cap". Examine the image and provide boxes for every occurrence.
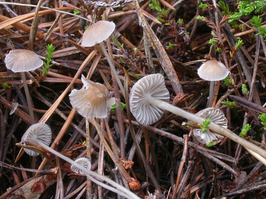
[193,107,227,145]
[81,20,115,47]
[71,157,91,175]
[197,60,229,81]
[69,75,110,118]
[129,74,169,126]
[21,123,52,156]
[5,49,43,72]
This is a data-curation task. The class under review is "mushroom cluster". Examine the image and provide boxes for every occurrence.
[17,123,140,199]
[129,74,266,163]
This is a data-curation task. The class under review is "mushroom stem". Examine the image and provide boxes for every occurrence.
[146,97,266,161]
[99,42,125,98]
[33,139,140,199]
[21,72,35,123]
[207,81,215,107]
[85,173,134,199]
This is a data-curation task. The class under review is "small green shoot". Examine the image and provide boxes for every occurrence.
[130,72,141,81]
[199,2,208,9]
[119,57,125,63]
[223,76,232,85]
[216,47,221,52]
[201,118,211,133]
[2,82,10,89]
[206,141,215,147]
[111,102,127,111]
[224,0,266,34]
[242,84,249,95]
[209,38,218,45]
[177,18,183,26]
[43,44,55,77]
[218,0,233,15]
[221,100,238,108]
[259,113,266,130]
[73,9,80,15]
[251,15,266,37]
[166,42,175,50]
[239,124,251,138]
[196,15,207,22]
[149,0,169,23]
[235,38,244,51]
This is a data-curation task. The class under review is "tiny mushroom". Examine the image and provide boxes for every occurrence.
[69,74,111,118]
[71,157,92,175]
[81,20,125,97]
[20,123,52,156]
[71,158,138,198]
[81,20,115,47]
[197,60,229,107]
[5,49,43,72]
[5,49,44,123]
[192,107,227,145]
[130,73,169,126]
[129,74,266,163]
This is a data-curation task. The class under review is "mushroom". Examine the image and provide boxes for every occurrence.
[20,123,52,156]
[69,74,112,118]
[71,157,136,198]
[71,157,91,175]
[5,49,44,123]
[192,107,227,145]
[81,20,125,97]
[16,124,140,199]
[197,60,229,107]
[129,74,266,162]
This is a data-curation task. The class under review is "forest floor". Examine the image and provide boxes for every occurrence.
[1,0,266,198]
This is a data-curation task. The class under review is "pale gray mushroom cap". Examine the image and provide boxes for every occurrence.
[193,107,227,145]
[5,49,43,72]
[69,75,110,118]
[71,157,91,175]
[197,60,229,81]
[129,74,169,126]
[81,20,115,47]
[21,123,52,156]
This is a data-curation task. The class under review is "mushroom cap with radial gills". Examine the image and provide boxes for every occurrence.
[197,60,229,81]
[5,49,43,72]
[69,75,110,118]
[21,123,52,156]
[192,107,227,145]
[71,157,91,175]
[129,74,170,126]
[81,20,116,47]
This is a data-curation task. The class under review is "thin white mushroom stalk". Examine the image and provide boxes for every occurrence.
[197,60,229,107]
[129,74,266,164]
[147,88,266,162]
[72,158,135,199]
[81,20,125,97]
[99,42,125,97]
[21,140,140,199]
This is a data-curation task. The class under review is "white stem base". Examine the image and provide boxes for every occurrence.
[35,140,139,199]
